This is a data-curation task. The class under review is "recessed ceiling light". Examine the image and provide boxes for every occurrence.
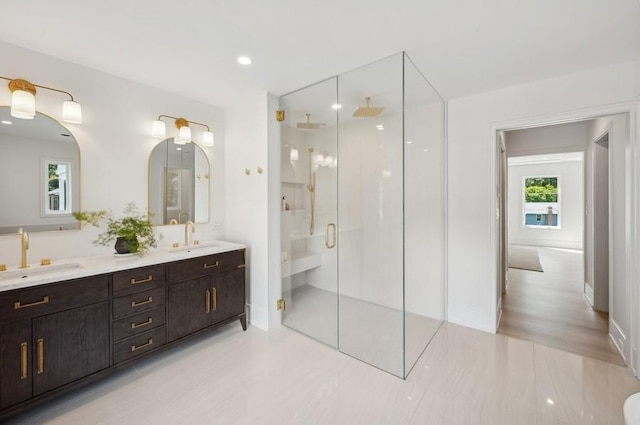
[237,56,252,65]
[332,104,342,110]
[406,140,413,144]
[1,120,11,125]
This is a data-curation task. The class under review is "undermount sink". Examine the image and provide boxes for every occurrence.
[0,262,84,281]
[169,241,219,253]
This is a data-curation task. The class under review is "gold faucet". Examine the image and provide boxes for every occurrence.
[18,228,29,269]
[184,221,195,246]
[169,218,178,225]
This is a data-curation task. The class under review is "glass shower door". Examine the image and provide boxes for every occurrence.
[279,77,338,347]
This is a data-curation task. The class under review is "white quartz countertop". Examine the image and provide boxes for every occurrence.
[0,240,246,293]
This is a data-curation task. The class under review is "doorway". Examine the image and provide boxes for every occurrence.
[495,119,624,365]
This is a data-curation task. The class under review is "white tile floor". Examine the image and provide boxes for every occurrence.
[7,320,640,425]
[282,285,443,377]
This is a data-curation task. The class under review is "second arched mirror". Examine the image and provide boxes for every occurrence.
[148,139,210,225]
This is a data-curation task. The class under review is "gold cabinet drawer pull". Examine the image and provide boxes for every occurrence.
[203,261,219,269]
[20,342,28,380]
[14,296,50,310]
[131,338,153,352]
[212,287,217,311]
[205,290,211,313]
[130,317,153,329]
[130,275,153,285]
[131,296,153,307]
[36,338,44,374]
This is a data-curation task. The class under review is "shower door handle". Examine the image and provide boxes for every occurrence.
[325,223,336,249]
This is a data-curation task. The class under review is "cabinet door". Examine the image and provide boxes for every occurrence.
[32,301,110,396]
[0,321,32,409]
[168,278,211,342]
[209,269,245,325]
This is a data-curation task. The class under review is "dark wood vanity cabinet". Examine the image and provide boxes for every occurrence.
[0,275,110,410]
[111,265,168,364]
[168,250,247,342]
[0,248,246,420]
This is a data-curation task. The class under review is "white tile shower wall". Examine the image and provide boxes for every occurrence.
[0,41,225,265]
[289,102,444,322]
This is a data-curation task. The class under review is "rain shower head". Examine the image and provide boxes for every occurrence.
[297,113,325,130]
[352,97,385,118]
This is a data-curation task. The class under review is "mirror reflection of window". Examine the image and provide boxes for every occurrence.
[45,160,72,214]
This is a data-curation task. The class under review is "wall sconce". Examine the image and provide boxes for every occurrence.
[152,114,214,147]
[0,76,82,123]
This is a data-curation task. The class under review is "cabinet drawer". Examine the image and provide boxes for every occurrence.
[112,265,166,296]
[168,250,245,283]
[112,288,166,319]
[0,275,109,325]
[113,326,166,364]
[112,307,166,342]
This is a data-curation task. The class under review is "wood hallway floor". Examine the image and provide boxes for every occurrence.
[498,246,624,366]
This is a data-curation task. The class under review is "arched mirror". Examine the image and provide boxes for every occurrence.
[148,139,210,225]
[0,106,81,234]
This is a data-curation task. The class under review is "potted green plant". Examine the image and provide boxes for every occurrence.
[73,203,157,255]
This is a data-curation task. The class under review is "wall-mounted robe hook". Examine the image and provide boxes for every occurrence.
[245,168,251,176]
[257,166,263,174]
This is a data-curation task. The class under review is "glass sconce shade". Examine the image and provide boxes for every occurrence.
[152,120,166,138]
[173,137,186,145]
[11,90,35,119]
[290,148,299,161]
[202,131,214,147]
[62,100,82,124]
[178,126,192,144]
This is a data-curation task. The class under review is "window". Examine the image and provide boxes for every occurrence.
[523,176,560,229]
[43,159,72,215]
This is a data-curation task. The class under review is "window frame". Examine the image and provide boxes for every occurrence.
[521,174,561,230]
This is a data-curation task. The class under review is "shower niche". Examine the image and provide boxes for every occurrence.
[279,52,444,378]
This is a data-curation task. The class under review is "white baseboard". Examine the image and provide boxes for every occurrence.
[247,304,269,331]
[584,282,594,306]
[610,318,627,363]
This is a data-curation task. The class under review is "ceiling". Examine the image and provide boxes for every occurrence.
[0,0,637,109]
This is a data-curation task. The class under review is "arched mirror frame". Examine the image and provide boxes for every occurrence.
[147,138,210,226]
[0,106,81,234]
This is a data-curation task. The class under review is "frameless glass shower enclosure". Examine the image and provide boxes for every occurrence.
[279,52,444,377]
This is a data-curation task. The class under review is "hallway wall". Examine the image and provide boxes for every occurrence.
[447,60,637,335]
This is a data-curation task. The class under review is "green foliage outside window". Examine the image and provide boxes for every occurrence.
[525,177,558,202]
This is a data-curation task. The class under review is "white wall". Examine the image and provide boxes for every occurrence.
[447,60,637,334]
[224,93,270,330]
[507,160,583,249]
[587,115,630,361]
[505,121,588,156]
[0,41,226,271]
